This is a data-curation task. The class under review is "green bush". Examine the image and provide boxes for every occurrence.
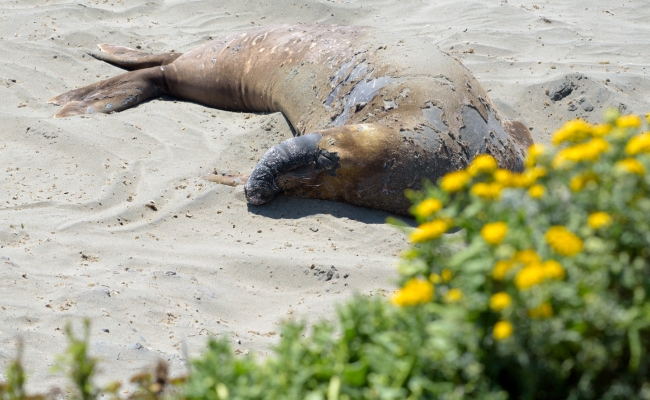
[3,112,650,399]
[395,110,650,399]
[185,297,505,400]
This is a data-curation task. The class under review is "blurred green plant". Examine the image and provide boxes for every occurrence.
[52,320,100,400]
[1,320,183,399]
[126,359,185,400]
[185,296,506,400]
[0,340,35,400]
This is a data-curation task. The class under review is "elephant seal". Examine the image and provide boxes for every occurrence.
[49,25,532,215]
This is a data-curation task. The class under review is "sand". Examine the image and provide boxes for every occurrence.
[0,0,649,393]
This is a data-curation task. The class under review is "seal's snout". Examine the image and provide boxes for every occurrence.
[244,162,280,205]
[244,184,276,205]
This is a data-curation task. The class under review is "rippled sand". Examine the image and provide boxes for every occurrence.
[0,0,648,392]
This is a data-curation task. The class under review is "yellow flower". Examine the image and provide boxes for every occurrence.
[578,137,610,160]
[440,170,471,193]
[493,321,514,340]
[513,249,542,265]
[444,288,463,303]
[390,278,434,306]
[492,260,514,280]
[481,221,508,245]
[409,219,451,243]
[528,302,553,318]
[510,167,546,188]
[569,176,584,191]
[552,119,593,145]
[616,158,646,175]
[531,166,547,178]
[591,124,612,137]
[545,226,583,256]
[542,260,566,280]
[493,169,514,186]
[471,182,502,200]
[616,114,642,129]
[412,198,443,218]
[441,268,452,282]
[528,184,545,199]
[494,250,543,283]
[625,132,650,155]
[569,173,598,192]
[468,154,498,176]
[553,138,609,167]
[515,263,546,289]
[489,292,512,311]
[588,212,612,229]
[525,144,546,167]
[429,273,441,284]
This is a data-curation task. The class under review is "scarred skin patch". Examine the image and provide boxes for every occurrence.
[49,24,532,215]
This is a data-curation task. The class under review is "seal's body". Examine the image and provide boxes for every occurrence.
[50,25,532,215]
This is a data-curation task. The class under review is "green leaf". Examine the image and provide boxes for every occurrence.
[342,360,368,387]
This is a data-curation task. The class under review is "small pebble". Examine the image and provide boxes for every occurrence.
[127,343,144,350]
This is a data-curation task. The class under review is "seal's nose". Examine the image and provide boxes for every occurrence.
[244,186,273,205]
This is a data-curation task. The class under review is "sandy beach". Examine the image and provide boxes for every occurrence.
[1,0,649,393]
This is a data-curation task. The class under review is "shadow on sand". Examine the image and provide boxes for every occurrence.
[246,194,417,227]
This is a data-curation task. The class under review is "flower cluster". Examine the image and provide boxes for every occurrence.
[391,111,650,393]
[587,211,612,229]
[625,132,650,155]
[409,218,451,243]
[481,222,508,245]
[545,226,583,256]
[440,170,471,193]
[553,137,609,167]
[489,292,512,311]
[513,258,565,290]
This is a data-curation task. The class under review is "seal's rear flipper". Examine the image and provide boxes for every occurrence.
[87,44,183,71]
[48,67,167,118]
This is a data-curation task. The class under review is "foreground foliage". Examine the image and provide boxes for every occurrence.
[184,299,504,400]
[396,110,650,399]
[2,112,650,399]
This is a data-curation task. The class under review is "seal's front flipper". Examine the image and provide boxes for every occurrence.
[87,44,183,71]
[204,173,249,187]
[48,67,167,118]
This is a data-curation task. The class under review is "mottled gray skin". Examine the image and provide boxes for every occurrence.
[50,25,532,215]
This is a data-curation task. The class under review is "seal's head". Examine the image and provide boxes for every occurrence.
[244,160,281,205]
